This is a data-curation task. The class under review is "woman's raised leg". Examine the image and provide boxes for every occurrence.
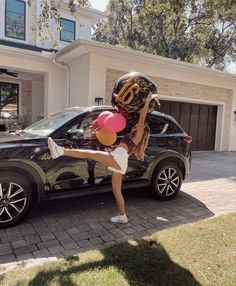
[64,149,121,170]
[48,137,121,170]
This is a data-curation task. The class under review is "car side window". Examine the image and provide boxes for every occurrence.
[54,112,100,139]
[148,115,166,134]
[76,112,101,139]
[164,121,181,134]
[147,114,181,135]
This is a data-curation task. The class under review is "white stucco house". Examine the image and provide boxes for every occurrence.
[0,0,235,151]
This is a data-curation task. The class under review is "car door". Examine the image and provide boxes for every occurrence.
[44,110,115,193]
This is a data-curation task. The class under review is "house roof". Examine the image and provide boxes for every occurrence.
[0,39,56,53]
[55,38,236,81]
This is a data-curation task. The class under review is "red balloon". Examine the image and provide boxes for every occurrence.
[97,111,113,128]
[104,113,126,132]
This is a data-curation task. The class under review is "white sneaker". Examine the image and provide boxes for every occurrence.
[110,214,128,224]
[48,137,64,159]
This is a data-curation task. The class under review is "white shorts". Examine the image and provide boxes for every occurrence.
[108,147,128,175]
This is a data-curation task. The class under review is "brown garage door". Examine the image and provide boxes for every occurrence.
[159,100,217,151]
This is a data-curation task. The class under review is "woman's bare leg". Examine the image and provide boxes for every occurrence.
[64,149,121,170]
[111,172,125,215]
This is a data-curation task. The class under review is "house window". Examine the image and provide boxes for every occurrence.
[5,0,26,40]
[60,18,75,43]
[0,82,19,116]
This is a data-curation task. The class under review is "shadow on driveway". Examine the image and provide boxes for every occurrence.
[0,188,214,268]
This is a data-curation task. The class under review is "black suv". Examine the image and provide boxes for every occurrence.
[0,106,191,228]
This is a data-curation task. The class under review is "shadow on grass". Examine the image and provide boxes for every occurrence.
[27,239,200,286]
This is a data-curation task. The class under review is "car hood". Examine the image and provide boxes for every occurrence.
[0,131,44,144]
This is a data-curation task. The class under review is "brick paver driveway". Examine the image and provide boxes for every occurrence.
[0,151,235,273]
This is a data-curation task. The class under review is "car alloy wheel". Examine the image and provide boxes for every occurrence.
[157,167,180,196]
[0,172,33,228]
[0,182,27,224]
[151,162,183,200]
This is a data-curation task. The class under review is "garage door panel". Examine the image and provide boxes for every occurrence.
[160,101,171,114]
[170,101,180,123]
[206,106,217,150]
[189,104,199,150]
[158,100,217,151]
[179,103,191,134]
[198,105,208,149]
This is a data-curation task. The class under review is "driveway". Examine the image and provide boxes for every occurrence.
[0,151,235,273]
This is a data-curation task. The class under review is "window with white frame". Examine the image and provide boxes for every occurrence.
[0,82,19,116]
[5,0,26,40]
[60,18,75,43]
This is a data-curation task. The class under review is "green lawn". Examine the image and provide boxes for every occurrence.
[1,213,235,286]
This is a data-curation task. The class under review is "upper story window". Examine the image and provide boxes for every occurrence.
[60,18,75,43]
[5,0,26,40]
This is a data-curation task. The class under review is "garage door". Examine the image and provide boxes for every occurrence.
[159,100,217,151]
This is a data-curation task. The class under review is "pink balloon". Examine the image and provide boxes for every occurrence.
[97,111,113,128]
[104,113,126,132]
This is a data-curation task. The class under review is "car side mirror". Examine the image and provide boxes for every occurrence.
[66,129,84,140]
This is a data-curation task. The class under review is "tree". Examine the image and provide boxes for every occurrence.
[27,0,90,47]
[93,0,236,70]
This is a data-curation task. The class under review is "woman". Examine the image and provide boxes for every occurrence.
[48,93,159,223]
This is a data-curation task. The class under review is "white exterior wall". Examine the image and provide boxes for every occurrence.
[88,64,107,106]
[44,70,67,116]
[0,47,67,117]
[64,52,107,107]
[69,54,90,107]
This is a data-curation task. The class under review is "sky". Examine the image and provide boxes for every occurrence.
[89,0,109,11]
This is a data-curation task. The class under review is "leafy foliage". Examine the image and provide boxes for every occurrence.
[93,0,236,70]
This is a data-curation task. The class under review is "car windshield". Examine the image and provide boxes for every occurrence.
[23,111,79,136]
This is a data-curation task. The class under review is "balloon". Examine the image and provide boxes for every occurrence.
[104,113,126,132]
[95,128,117,146]
[111,72,158,114]
[97,111,113,128]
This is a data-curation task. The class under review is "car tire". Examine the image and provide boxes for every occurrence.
[0,172,34,228]
[151,162,183,200]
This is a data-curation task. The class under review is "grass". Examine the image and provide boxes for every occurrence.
[1,213,235,286]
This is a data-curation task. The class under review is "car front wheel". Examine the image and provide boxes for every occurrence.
[0,172,33,228]
[151,162,183,200]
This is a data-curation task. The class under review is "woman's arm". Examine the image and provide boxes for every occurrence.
[132,93,159,145]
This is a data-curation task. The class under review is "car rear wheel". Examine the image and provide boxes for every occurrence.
[0,172,33,228]
[151,162,183,200]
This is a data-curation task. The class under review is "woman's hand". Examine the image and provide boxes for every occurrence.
[146,93,160,105]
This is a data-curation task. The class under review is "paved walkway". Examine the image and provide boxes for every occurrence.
[0,151,235,274]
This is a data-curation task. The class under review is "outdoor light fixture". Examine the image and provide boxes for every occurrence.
[95,97,103,106]
[234,111,236,121]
